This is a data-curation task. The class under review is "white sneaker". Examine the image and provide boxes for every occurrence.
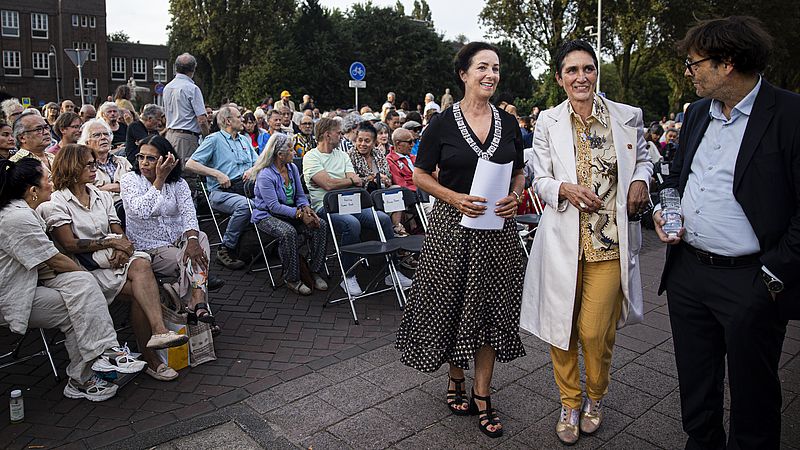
[385,271,413,289]
[339,276,363,296]
[91,344,147,374]
[63,375,118,402]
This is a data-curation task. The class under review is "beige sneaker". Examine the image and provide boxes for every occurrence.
[556,406,580,445]
[580,398,602,435]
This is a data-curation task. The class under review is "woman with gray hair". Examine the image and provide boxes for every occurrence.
[78,118,132,204]
[251,133,328,295]
[336,112,362,153]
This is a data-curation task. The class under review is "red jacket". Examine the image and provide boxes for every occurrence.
[386,150,416,191]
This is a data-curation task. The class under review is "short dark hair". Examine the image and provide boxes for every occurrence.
[677,16,772,74]
[554,40,598,75]
[453,41,500,92]
[356,122,377,139]
[52,144,96,190]
[0,158,44,210]
[405,111,423,124]
[135,135,183,184]
[174,53,197,75]
[384,110,399,122]
[54,112,81,134]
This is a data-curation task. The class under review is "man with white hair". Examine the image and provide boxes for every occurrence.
[2,98,24,124]
[423,93,440,115]
[164,53,210,163]
[9,110,55,169]
[98,101,128,149]
[79,104,96,122]
[185,106,256,269]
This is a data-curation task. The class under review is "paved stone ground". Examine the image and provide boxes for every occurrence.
[1,232,799,449]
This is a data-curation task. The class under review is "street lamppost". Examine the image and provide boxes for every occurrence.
[153,64,166,106]
[48,44,61,103]
[85,80,95,105]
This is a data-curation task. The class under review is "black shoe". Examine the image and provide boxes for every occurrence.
[469,389,503,438]
[207,277,225,291]
[216,246,245,270]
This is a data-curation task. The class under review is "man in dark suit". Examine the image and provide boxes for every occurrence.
[655,16,799,449]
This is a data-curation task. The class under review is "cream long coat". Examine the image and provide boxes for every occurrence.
[520,98,653,351]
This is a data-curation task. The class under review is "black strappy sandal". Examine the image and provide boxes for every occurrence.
[446,376,470,416]
[187,303,221,335]
[469,389,503,438]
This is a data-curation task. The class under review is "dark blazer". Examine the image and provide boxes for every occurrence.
[658,80,800,319]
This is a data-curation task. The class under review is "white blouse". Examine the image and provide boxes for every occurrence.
[120,172,199,251]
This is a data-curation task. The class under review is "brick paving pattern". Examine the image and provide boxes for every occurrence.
[1,232,799,449]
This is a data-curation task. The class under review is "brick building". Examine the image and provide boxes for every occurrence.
[0,0,171,109]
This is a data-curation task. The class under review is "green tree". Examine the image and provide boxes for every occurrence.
[108,31,130,42]
[168,0,295,105]
[493,40,535,104]
[411,0,432,23]
[395,0,405,15]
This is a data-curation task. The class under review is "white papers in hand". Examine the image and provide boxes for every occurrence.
[460,158,513,230]
[338,193,362,214]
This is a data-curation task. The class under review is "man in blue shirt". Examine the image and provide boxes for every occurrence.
[656,16,800,449]
[185,106,257,269]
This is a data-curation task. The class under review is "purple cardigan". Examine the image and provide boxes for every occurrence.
[251,163,309,223]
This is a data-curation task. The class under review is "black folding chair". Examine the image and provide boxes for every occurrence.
[370,187,426,254]
[242,180,284,289]
[323,188,405,324]
[1,328,60,382]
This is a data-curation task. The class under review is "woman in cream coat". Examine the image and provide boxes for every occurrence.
[520,40,652,445]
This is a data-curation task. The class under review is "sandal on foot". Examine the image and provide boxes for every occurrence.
[187,303,215,325]
[446,376,470,416]
[468,389,503,438]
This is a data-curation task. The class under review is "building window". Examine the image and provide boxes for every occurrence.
[1,10,19,37]
[90,43,97,61]
[111,57,126,80]
[31,13,48,39]
[32,52,49,77]
[89,16,96,28]
[72,14,78,27]
[2,50,20,76]
[132,58,147,81]
[80,15,87,27]
[152,59,168,82]
[74,78,98,97]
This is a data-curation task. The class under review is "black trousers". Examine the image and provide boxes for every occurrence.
[666,244,787,449]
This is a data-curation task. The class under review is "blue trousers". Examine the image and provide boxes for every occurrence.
[209,190,252,250]
[317,207,394,271]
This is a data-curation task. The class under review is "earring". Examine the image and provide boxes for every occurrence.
[32,190,38,202]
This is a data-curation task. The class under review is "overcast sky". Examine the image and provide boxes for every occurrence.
[106,0,491,46]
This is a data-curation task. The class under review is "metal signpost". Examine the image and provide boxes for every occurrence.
[64,48,91,105]
[349,61,366,111]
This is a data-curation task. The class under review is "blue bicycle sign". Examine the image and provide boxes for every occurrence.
[349,62,366,81]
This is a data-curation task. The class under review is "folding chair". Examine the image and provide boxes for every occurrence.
[517,186,543,257]
[371,187,426,253]
[199,181,230,248]
[1,328,60,382]
[242,180,284,289]
[323,188,405,324]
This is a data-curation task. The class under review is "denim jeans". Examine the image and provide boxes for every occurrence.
[318,207,394,271]
[209,190,252,250]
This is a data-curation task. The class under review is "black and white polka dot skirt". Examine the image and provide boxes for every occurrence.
[396,200,527,372]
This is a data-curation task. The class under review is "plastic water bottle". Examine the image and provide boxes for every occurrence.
[9,389,23,423]
[659,188,682,237]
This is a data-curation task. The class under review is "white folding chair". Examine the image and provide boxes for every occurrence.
[199,182,230,249]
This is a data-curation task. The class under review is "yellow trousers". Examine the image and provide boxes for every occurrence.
[550,258,623,409]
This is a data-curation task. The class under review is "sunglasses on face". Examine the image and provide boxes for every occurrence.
[136,153,159,163]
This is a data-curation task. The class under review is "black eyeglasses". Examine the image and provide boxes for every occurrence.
[684,57,713,75]
[85,160,98,170]
[23,124,51,135]
[395,139,413,144]
[136,153,159,163]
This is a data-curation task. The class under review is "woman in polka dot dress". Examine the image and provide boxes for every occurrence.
[396,42,527,439]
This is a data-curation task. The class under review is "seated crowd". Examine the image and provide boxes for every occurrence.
[0,81,482,403]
